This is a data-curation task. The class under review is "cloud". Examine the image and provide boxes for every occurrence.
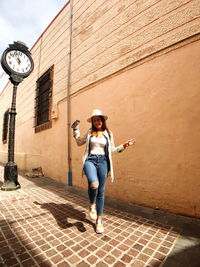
[0,0,68,94]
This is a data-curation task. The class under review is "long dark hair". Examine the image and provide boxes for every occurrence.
[91,116,110,137]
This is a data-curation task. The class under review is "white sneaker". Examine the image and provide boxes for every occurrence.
[96,220,104,234]
[89,205,97,220]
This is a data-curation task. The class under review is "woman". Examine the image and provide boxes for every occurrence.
[73,109,136,234]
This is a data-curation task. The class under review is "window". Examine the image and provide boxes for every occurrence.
[34,66,53,133]
[2,110,9,143]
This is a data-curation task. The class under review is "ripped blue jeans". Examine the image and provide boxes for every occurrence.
[83,155,108,216]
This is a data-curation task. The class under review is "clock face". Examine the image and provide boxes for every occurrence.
[5,50,32,74]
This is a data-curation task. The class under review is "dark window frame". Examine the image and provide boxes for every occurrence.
[2,109,9,144]
[34,66,53,133]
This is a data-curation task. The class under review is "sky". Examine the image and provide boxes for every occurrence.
[0,0,68,94]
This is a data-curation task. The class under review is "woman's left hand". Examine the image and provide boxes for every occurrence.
[123,138,136,149]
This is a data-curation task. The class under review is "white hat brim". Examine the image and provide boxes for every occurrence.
[87,115,108,123]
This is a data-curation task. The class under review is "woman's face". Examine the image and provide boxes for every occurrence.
[92,116,103,130]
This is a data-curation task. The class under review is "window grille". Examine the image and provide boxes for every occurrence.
[34,66,53,133]
[2,110,9,143]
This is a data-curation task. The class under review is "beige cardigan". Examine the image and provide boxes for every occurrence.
[73,129,124,182]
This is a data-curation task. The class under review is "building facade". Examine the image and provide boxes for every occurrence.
[0,0,200,217]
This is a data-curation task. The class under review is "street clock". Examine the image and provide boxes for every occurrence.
[1,41,34,84]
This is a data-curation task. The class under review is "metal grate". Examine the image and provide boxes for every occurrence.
[34,66,53,132]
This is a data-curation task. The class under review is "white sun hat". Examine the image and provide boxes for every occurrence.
[87,109,108,122]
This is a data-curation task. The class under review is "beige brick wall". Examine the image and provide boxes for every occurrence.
[70,0,200,94]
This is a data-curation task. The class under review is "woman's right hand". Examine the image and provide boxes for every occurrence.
[71,120,80,130]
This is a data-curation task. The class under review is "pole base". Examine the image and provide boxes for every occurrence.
[1,162,21,191]
[1,180,21,191]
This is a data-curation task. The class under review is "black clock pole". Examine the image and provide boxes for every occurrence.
[1,80,20,190]
[1,41,34,191]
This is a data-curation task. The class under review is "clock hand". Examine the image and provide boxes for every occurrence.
[16,54,21,64]
[14,55,21,65]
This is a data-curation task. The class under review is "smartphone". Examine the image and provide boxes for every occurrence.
[71,120,80,129]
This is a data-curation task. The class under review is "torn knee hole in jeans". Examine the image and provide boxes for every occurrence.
[91,182,98,189]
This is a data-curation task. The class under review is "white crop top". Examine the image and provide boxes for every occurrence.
[90,136,107,155]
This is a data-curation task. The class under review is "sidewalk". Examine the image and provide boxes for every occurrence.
[0,163,200,267]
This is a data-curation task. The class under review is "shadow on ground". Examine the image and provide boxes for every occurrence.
[0,218,48,266]
[162,243,200,267]
[34,201,95,232]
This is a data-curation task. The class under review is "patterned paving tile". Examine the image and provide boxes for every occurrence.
[0,168,180,266]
